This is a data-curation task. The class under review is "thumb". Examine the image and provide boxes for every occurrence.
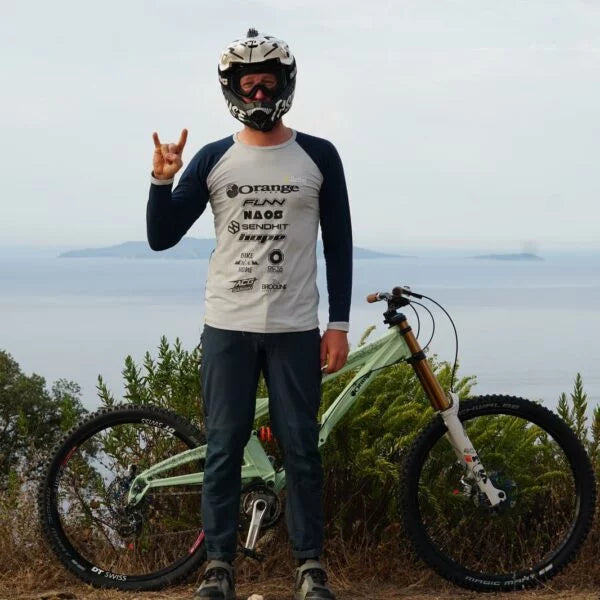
[320,336,327,367]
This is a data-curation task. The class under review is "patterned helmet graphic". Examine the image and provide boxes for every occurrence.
[218,28,297,132]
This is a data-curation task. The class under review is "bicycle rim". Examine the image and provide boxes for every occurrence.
[40,405,207,589]
[403,396,596,590]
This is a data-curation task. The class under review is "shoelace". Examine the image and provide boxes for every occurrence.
[305,568,328,585]
[204,567,229,583]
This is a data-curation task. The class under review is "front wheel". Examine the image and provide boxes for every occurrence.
[401,395,596,591]
[37,404,208,590]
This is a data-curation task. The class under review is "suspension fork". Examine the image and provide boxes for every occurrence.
[396,317,506,507]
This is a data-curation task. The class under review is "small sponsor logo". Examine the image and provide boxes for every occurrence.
[242,198,286,207]
[230,277,257,292]
[267,265,283,273]
[272,94,294,121]
[238,266,253,273]
[268,249,284,265]
[350,375,369,397]
[234,259,259,266]
[238,233,286,243]
[91,566,127,581]
[226,184,299,199]
[228,220,240,234]
[262,280,287,292]
[473,468,488,484]
[243,209,284,219]
[241,223,289,231]
[141,419,175,433]
[283,175,308,185]
[226,101,251,124]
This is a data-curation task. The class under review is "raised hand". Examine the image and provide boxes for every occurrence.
[152,129,188,180]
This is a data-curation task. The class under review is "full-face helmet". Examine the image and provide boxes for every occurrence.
[218,28,297,131]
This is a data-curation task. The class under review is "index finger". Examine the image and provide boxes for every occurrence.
[176,128,188,152]
[152,132,162,149]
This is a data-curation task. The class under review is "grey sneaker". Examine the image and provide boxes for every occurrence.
[193,560,236,600]
[293,560,335,600]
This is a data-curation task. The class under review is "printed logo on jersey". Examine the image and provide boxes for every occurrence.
[234,252,258,272]
[235,254,259,273]
[237,233,286,244]
[230,277,257,293]
[269,249,284,265]
[283,175,308,185]
[267,248,284,272]
[243,209,284,219]
[241,223,289,231]
[228,220,240,234]
[226,184,299,198]
[242,198,286,207]
[262,279,287,292]
[234,259,259,266]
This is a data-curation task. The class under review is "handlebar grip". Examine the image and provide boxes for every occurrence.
[366,293,380,303]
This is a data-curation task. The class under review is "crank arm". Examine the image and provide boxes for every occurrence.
[243,498,268,551]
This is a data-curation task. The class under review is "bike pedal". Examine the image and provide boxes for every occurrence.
[239,546,265,562]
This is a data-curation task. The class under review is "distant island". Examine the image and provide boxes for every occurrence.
[471,253,543,261]
[59,237,410,260]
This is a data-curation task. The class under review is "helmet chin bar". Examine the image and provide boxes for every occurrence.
[223,86,294,132]
[245,105,278,132]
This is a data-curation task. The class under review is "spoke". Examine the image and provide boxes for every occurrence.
[53,419,205,577]
[420,413,577,574]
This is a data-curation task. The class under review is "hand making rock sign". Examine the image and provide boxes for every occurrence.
[152,128,188,180]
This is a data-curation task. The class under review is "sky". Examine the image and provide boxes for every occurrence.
[1,0,599,252]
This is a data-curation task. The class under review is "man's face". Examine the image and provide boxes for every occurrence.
[238,72,278,103]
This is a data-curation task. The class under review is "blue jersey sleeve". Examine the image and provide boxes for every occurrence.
[146,136,233,250]
[296,133,353,329]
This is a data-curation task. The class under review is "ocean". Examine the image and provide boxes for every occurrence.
[1,250,599,414]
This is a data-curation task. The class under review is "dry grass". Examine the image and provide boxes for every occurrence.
[2,484,600,600]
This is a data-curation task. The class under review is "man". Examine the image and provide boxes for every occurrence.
[146,28,352,600]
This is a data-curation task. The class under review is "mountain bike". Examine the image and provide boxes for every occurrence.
[37,286,597,592]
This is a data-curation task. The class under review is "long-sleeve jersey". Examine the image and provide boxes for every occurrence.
[146,129,352,333]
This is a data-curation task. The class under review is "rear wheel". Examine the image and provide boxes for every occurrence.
[37,404,207,590]
[401,395,596,591]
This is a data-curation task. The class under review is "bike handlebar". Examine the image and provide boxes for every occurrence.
[366,286,423,303]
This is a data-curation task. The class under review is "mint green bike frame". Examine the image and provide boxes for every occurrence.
[126,327,411,505]
[127,300,507,510]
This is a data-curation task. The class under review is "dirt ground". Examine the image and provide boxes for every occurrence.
[7,583,600,600]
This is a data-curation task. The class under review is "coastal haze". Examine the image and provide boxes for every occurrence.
[1,246,598,413]
[1,2,598,414]
[2,0,599,250]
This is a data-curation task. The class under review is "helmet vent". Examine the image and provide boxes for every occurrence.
[247,27,259,38]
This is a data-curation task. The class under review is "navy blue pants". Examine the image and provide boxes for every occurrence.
[199,324,324,561]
